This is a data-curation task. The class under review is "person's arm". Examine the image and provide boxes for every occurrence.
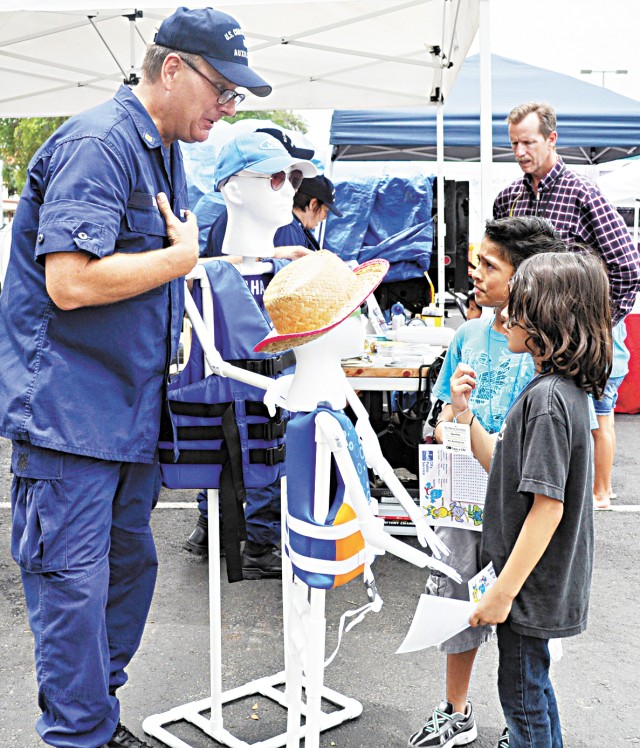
[448,363,498,471]
[273,220,313,260]
[45,192,199,310]
[585,189,640,324]
[272,245,313,260]
[469,493,564,626]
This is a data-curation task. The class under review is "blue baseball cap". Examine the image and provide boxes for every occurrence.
[155,6,271,97]
[215,132,317,190]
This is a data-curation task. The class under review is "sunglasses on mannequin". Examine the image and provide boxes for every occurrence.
[242,169,304,191]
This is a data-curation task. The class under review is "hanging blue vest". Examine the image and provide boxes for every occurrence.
[158,260,293,491]
[284,406,372,590]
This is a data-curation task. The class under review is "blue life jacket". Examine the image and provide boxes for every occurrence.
[158,261,293,581]
[285,406,372,590]
[159,260,292,489]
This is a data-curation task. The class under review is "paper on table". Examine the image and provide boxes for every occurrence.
[396,595,477,654]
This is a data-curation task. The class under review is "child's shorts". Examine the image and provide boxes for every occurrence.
[593,376,625,417]
[425,526,494,654]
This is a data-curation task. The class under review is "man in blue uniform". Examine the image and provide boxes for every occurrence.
[0,7,270,748]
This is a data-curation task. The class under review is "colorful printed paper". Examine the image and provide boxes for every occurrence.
[419,444,488,531]
[468,562,497,603]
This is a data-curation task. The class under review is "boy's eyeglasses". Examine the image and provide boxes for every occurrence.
[179,56,246,106]
[242,169,304,192]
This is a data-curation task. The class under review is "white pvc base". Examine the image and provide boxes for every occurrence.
[142,670,362,748]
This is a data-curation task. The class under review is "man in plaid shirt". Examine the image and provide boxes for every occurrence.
[493,102,640,323]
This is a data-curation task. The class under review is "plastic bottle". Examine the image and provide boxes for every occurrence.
[391,301,406,330]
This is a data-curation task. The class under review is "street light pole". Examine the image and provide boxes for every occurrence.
[580,68,628,87]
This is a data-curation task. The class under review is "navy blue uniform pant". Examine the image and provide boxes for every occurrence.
[10,441,160,748]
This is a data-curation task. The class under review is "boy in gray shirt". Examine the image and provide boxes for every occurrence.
[451,252,612,748]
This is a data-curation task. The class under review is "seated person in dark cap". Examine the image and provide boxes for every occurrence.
[276,174,343,251]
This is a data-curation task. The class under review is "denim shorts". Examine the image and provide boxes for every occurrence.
[593,376,625,416]
[425,526,494,653]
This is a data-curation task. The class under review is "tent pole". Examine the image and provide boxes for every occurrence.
[436,101,445,315]
[479,0,493,225]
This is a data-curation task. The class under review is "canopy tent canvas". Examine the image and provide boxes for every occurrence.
[0,0,482,314]
[330,54,640,165]
[0,1,479,116]
[598,159,640,207]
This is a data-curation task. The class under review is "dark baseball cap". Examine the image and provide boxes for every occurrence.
[255,128,315,160]
[298,175,343,217]
[155,6,271,97]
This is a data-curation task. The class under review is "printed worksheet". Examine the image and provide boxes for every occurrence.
[419,444,488,531]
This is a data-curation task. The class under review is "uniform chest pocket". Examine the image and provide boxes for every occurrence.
[124,193,169,297]
[125,192,168,238]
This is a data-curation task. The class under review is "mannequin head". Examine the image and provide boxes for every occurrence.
[220,168,297,256]
[214,130,317,258]
[284,312,366,411]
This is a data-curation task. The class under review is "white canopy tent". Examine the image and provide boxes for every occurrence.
[0,0,484,310]
[0,1,479,115]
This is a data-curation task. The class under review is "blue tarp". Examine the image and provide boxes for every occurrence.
[325,175,434,282]
[331,55,640,165]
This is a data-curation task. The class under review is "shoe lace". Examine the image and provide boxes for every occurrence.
[422,706,453,734]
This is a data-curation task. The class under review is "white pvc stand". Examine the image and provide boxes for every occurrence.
[143,267,362,748]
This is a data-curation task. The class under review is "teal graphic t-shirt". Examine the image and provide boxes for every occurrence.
[433,317,536,434]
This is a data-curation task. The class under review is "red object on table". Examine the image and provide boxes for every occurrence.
[616,313,640,414]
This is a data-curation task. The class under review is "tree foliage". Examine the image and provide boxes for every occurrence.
[0,110,306,197]
[0,117,68,195]
[225,110,307,132]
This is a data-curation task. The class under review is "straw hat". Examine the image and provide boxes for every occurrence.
[254,250,389,353]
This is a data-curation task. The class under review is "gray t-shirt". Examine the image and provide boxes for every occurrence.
[481,374,594,639]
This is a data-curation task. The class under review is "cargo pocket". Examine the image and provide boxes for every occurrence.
[10,443,67,573]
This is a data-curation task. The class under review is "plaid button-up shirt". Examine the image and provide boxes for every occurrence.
[493,157,640,323]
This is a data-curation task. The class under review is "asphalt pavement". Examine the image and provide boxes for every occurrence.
[1,416,639,748]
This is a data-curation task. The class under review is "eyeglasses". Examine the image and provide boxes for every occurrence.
[241,169,304,192]
[179,56,245,106]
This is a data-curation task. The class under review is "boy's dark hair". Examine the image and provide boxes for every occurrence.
[508,251,613,398]
[484,216,566,270]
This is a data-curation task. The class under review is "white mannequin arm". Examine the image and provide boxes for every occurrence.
[182,283,273,387]
[315,411,461,581]
[345,377,450,558]
[343,377,451,560]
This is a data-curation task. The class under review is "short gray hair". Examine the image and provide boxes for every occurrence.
[506,102,557,139]
[141,44,201,83]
